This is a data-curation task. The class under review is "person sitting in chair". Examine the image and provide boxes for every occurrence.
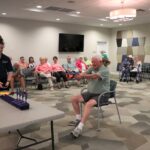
[120,57,130,82]
[83,57,91,68]
[35,57,54,91]
[28,56,36,71]
[70,55,110,138]
[10,63,26,94]
[75,57,87,73]
[64,56,79,79]
[52,56,69,88]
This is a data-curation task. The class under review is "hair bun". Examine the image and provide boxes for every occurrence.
[0,35,4,45]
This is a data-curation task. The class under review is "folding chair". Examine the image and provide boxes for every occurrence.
[80,80,121,131]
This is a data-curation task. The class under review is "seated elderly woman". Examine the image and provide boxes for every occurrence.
[75,57,87,73]
[52,56,69,88]
[28,56,36,70]
[10,63,26,94]
[35,57,54,90]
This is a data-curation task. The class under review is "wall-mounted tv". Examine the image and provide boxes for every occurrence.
[59,33,84,52]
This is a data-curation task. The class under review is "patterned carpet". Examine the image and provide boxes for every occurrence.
[1,79,150,150]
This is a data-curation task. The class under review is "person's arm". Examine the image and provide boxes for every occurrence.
[5,58,13,87]
[82,73,100,79]
[0,81,3,88]
[5,72,13,87]
[59,64,65,72]
[35,65,42,74]
[75,67,100,80]
[75,72,100,80]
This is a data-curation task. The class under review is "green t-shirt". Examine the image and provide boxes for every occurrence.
[84,60,91,66]
[86,65,110,94]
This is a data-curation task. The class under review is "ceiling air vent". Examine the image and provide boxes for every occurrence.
[45,6,75,13]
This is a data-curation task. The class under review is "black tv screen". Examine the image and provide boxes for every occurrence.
[59,33,84,52]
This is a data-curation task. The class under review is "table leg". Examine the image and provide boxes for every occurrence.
[51,120,55,150]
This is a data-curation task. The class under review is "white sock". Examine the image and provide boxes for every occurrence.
[77,122,84,130]
[76,114,81,120]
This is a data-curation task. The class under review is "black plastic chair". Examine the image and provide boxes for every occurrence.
[80,80,121,131]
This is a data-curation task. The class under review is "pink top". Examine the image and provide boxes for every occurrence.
[75,59,87,72]
[18,61,28,69]
[35,63,52,73]
[52,63,65,72]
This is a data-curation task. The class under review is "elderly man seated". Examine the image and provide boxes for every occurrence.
[63,56,79,79]
[70,55,110,138]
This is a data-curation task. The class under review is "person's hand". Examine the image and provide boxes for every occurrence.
[0,81,3,88]
[5,81,10,87]
[75,74,83,80]
[91,74,99,79]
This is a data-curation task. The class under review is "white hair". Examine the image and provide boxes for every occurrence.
[92,55,102,61]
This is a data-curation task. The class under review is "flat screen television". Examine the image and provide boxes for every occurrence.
[59,33,84,52]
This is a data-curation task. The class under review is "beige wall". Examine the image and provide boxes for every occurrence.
[109,23,150,72]
[0,17,111,65]
[1,17,150,72]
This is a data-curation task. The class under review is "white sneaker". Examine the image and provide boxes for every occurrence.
[51,76,56,81]
[71,127,82,138]
[50,87,54,91]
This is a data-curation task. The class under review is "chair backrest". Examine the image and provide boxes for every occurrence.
[109,80,117,98]
[110,80,117,91]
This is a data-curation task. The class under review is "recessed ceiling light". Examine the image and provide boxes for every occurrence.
[105,16,110,19]
[36,5,42,9]
[100,24,103,26]
[26,8,44,12]
[119,24,122,26]
[76,11,80,14]
[68,13,79,17]
[56,18,60,21]
[1,12,7,15]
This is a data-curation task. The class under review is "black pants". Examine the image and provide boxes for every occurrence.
[53,71,67,83]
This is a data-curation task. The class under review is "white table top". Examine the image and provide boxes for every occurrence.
[0,98,64,133]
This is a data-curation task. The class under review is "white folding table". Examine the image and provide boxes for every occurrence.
[0,98,64,150]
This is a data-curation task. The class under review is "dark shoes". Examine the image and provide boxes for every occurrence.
[69,119,80,127]
[65,85,69,88]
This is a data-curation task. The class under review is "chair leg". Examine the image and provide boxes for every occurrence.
[100,106,104,119]
[80,102,83,117]
[97,106,103,131]
[114,96,122,124]
[97,106,100,131]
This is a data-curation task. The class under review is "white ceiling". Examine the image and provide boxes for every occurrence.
[0,0,150,28]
